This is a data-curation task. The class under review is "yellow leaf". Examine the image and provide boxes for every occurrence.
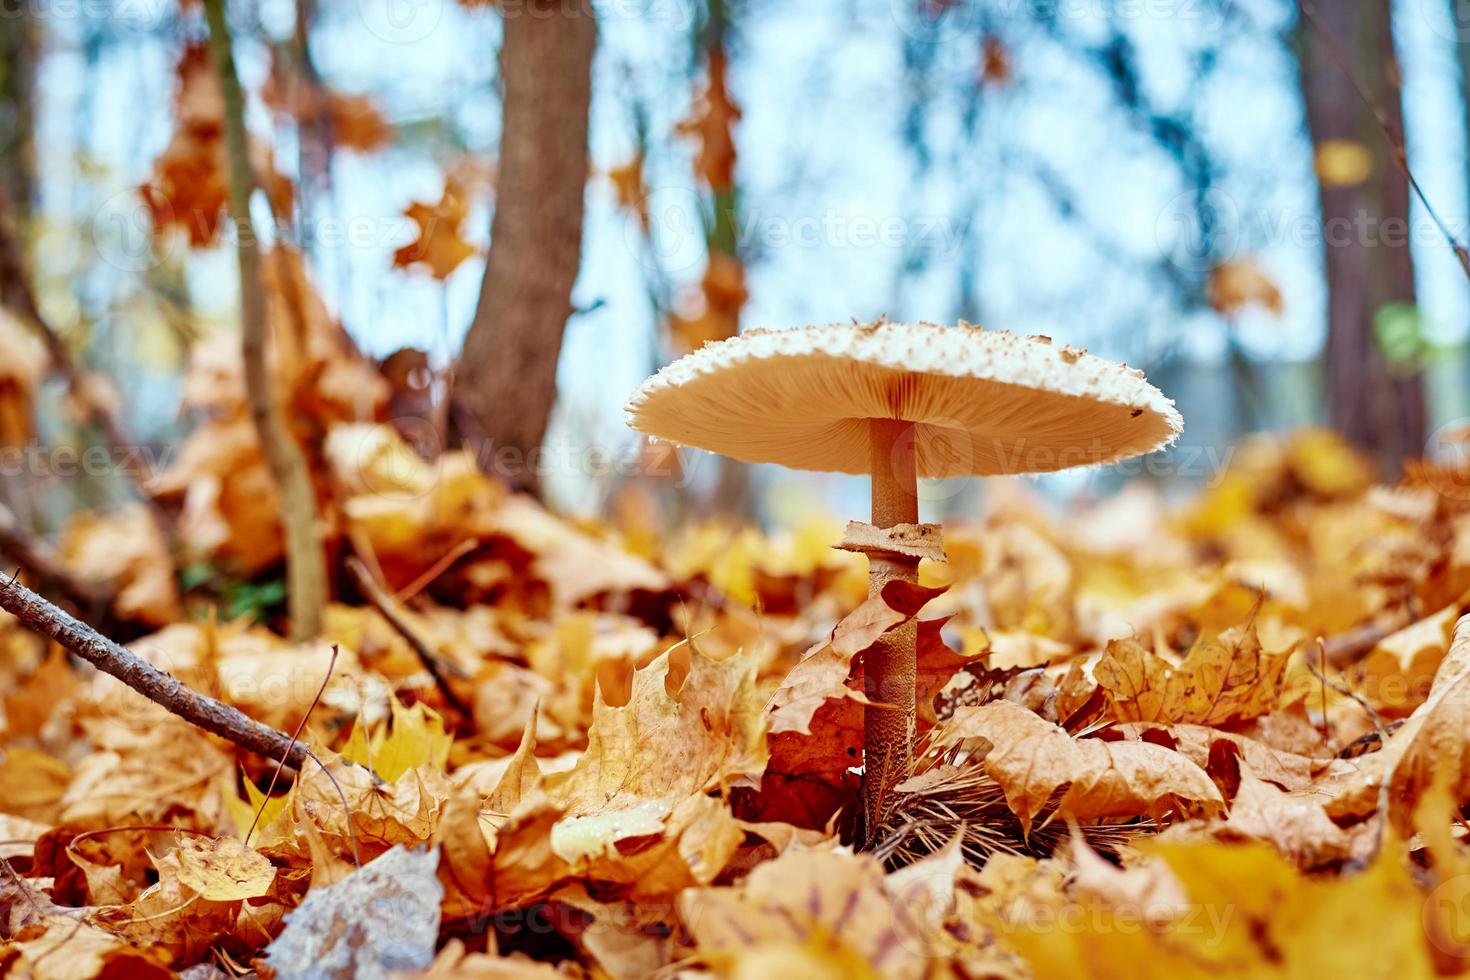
[991,840,1436,978]
[172,835,275,901]
[1094,609,1291,726]
[341,697,451,782]
[1315,138,1374,188]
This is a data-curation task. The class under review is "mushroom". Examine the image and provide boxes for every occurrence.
[625,320,1181,838]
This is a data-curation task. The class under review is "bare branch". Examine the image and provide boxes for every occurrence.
[345,557,473,719]
[203,0,329,640]
[0,504,109,617]
[0,188,173,538]
[0,575,308,768]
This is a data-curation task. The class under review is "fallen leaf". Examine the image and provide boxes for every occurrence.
[939,700,1224,833]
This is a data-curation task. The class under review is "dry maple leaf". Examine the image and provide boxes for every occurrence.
[59,505,181,627]
[0,309,47,446]
[1,915,173,978]
[940,700,1224,833]
[393,177,478,279]
[93,840,252,967]
[678,846,940,980]
[1115,721,1350,795]
[1355,599,1468,715]
[544,881,679,977]
[142,42,294,247]
[1207,257,1284,317]
[171,834,275,901]
[1208,765,1369,868]
[293,752,451,856]
[1094,609,1291,727]
[677,46,740,193]
[1323,627,1470,833]
[552,641,765,823]
[991,839,1437,978]
[2,648,78,740]
[669,252,748,353]
[750,580,947,830]
[261,61,394,154]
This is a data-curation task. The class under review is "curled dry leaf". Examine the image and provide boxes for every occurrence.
[1356,599,1468,715]
[751,580,947,829]
[940,700,1224,833]
[1114,722,1352,794]
[1209,766,1370,868]
[990,839,1436,978]
[1094,610,1291,727]
[59,505,182,627]
[1324,628,1470,833]
[679,843,1007,980]
[171,834,274,901]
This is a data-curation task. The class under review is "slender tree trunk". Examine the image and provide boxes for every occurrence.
[455,2,597,495]
[204,0,329,639]
[0,6,37,221]
[1458,0,1470,271]
[1298,0,1423,473]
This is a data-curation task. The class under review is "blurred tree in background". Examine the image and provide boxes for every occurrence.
[0,0,1467,527]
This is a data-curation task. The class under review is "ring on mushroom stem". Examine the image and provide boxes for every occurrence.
[624,320,1181,846]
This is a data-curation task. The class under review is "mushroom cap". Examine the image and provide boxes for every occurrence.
[625,321,1182,478]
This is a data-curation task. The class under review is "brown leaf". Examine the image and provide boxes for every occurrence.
[1212,766,1368,867]
[1095,611,1290,727]
[549,642,764,861]
[1356,600,1467,715]
[749,581,945,829]
[677,46,740,193]
[59,505,181,627]
[1324,652,1470,833]
[393,177,478,279]
[939,700,1224,832]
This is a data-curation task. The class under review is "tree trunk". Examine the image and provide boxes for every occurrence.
[0,7,37,222]
[1298,0,1423,473]
[205,0,330,640]
[1458,0,1470,276]
[455,2,597,495]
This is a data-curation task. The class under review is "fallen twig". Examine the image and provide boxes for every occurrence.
[0,575,308,768]
[1308,639,1391,867]
[345,557,473,719]
[1322,619,1402,669]
[0,190,175,539]
[0,504,109,617]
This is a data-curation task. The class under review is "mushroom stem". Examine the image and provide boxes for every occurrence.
[864,417,920,840]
